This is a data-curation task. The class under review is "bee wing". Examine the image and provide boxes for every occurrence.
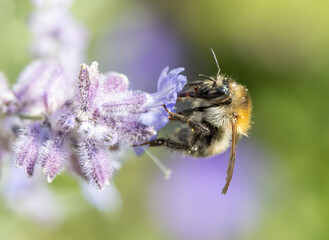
[221,117,238,194]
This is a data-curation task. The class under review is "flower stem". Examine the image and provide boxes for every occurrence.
[18,114,44,121]
[145,149,172,180]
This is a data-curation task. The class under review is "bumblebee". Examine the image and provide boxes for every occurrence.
[138,49,252,194]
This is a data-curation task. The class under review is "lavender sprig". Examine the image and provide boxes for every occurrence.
[10,62,186,189]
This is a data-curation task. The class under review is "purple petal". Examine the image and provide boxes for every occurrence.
[13,123,49,176]
[157,67,186,92]
[75,62,100,117]
[134,146,145,157]
[140,110,169,132]
[101,91,147,117]
[41,135,68,182]
[152,67,187,112]
[140,67,187,131]
[168,67,186,92]
[43,64,71,113]
[102,72,129,93]
[174,74,187,93]
[13,60,69,114]
[13,60,48,101]
[77,138,112,189]
[102,117,156,144]
[123,122,156,143]
[157,66,170,91]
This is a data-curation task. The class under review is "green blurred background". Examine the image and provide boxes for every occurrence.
[0,0,329,239]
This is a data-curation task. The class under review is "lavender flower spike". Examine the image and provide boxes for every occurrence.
[75,62,100,120]
[10,60,186,190]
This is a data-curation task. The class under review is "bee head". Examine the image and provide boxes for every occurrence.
[184,49,231,100]
[215,75,230,96]
[196,75,230,100]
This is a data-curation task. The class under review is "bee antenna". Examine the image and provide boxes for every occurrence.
[210,48,220,77]
[198,74,216,84]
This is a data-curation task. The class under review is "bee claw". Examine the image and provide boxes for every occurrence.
[163,104,169,113]
[163,105,175,119]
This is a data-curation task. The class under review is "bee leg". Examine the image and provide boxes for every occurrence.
[186,81,203,87]
[178,87,228,100]
[163,105,210,135]
[133,138,189,150]
[177,91,197,99]
[177,106,211,117]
